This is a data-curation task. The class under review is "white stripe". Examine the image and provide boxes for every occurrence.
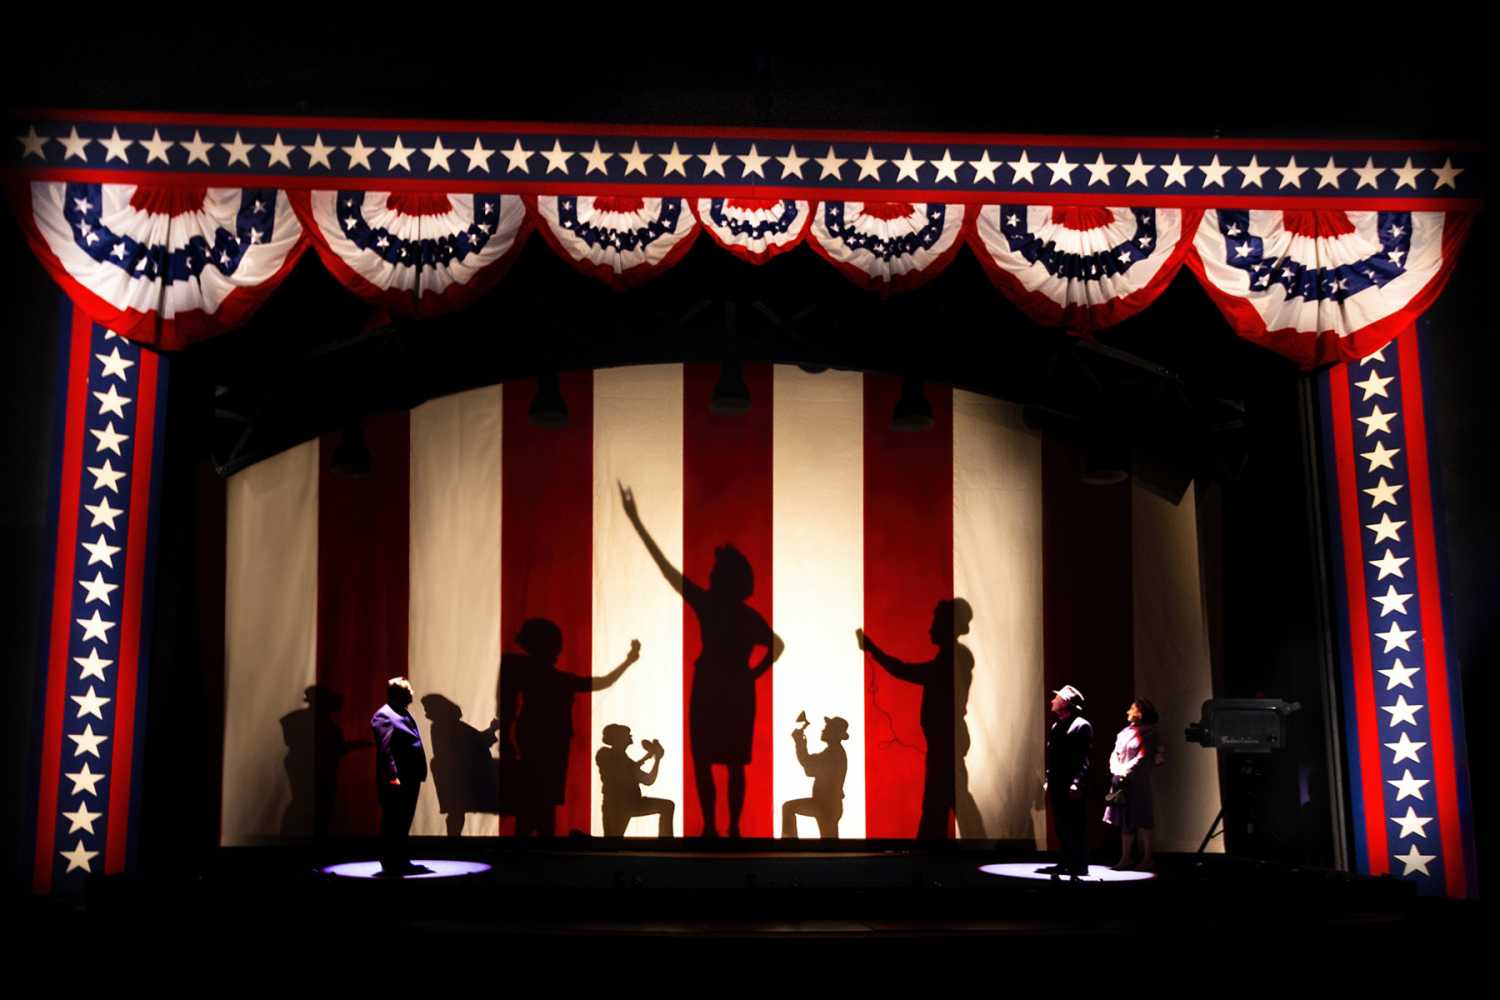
[592,365,685,835]
[408,387,503,837]
[953,390,1046,843]
[1131,481,1223,852]
[221,441,319,844]
[772,368,866,838]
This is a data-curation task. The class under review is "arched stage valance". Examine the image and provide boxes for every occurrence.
[7,112,1483,367]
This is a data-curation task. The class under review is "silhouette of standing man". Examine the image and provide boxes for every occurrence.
[856,598,987,840]
[371,677,428,876]
[1043,684,1092,877]
[596,724,674,837]
[781,717,850,839]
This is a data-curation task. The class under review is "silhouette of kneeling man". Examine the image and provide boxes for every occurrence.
[781,716,850,839]
[596,724,674,837]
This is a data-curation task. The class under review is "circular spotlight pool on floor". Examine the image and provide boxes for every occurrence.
[319,860,492,880]
[978,863,1154,883]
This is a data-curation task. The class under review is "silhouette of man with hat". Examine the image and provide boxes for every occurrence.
[781,716,850,839]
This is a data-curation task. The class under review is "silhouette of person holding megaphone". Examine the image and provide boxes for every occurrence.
[781,713,850,839]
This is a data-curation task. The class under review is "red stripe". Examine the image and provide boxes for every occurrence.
[1040,437,1133,854]
[500,373,594,836]
[863,376,953,839]
[104,348,157,873]
[316,411,410,837]
[11,169,1480,213]
[681,363,775,837]
[1328,371,1389,872]
[1395,330,1466,896]
[18,108,1485,151]
[32,308,93,893]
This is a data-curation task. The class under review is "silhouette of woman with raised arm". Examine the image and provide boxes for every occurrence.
[620,482,784,838]
[497,619,640,837]
[856,598,987,840]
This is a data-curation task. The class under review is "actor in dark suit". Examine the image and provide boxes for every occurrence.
[1044,684,1093,876]
[371,677,428,876]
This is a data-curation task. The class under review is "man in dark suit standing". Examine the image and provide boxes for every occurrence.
[1043,684,1093,877]
[371,677,428,876]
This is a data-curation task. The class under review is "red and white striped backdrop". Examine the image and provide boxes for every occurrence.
[220,364,1221,845]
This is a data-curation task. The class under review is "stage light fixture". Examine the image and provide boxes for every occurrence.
[1080,439,1129,486]
[528,374,569,427]
[891,377,934,432]
[331,421,372,479]
[710,359,752,414]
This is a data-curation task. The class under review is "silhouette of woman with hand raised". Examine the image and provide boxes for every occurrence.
[620,482,784,837]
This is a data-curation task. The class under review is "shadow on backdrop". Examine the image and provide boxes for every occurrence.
[597,723,675,837]
[279,684,369,838]
[858,598,988,840]
[781,715,850,838]
[420,693,500,836]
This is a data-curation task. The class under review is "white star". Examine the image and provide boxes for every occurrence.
[422,136,454,172]
[968,150,1002,184]
[1122,154,1155,187]
[177,129,213,166]
[1084,153,1118,186]
[1369,548,1410,581]
[1357,405,1396,437]
[16,125,49,159]
[1160,154,1191,187]
[658,142,689,177]
[84,497,123,531]
[1237,155,1269,189]
[382,136,415,172]
[72,685,111,721]
[342,135,375,171]
[222,131,254,167]
[1010,150,1040,185]
[1353,157,1386,190]
[855,146,887,181]
[1364,477,1404,508]
[65,762,105,797]
[1378,657,1420,690]
[86,459,127,494]
[260,133,294,168]
[695,142,726,177]
[737,143,769,179]
[892,147,925,182]
[1392,157,1424,190]
[78,572,118,607]
[1388,768,1429,802]
[1366,514,1407,544]
[1394,844,1436,876]
[60,840,100,874]
[1314,156,1346,189]
[1275,156,1307,189]
[455,137,493,174]
[1045,151,1078,186]
[1431,157,1463,190]
[69,724,109,758]
[81,535,120,570]
[1375,622,1417,654]
[1360,347,1388,367]
[1385,731,1427,765]
[89,422,129,457]
[930,148,961,183]
[96,346,136,381]
[541,140,575,175]
[1198,155,1230,188]
[301,133,335,169]
[74,648,112,682]
[58,126,93,161]
[1372,584,1414,617]
[1390,806,1433,839]
[98,128,134,163]
[1381,693,1423,726]
[1388,248,1407,266]
[816,145,848,180]
[1353,371,1394,401]
[1361,441,1400,473]
[77,608,116,643]
[774,142,810,177]
[62,804,103,835]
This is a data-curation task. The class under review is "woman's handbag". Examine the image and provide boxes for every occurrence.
[1104,776,1127,806]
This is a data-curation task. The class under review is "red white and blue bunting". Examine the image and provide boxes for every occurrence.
[291,190,529,315]
[533,195,699,290]
[694,198,811,263]
[17,182,305,349]
[806,201,965,293]
[969,205,1200,332]
[1187,211,1472,368]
